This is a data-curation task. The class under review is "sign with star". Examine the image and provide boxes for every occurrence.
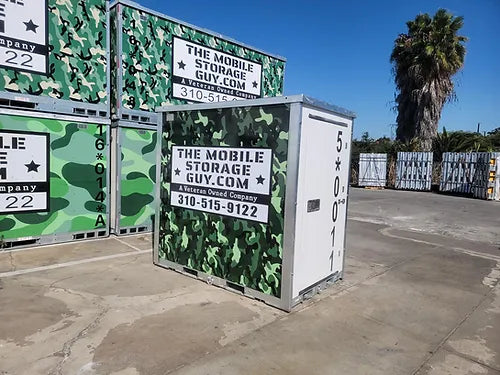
[170,146,272,223]
[0,129,50,214]
[0,0,48,74]
[171,37,263,103]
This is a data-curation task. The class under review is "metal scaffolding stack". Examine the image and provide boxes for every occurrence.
[440,152,500,200]
[358,153,387,187]
[395,152,433,191]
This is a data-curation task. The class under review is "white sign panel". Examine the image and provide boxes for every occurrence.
[0,0,48,74]
[0,130,50,214]
[171,146,272,223]
[172,37,262,103]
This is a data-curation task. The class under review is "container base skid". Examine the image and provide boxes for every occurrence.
[0,92,109,120]
[155,259,341,312]
[116,109,158,127]
[293,272,342,305]
[1,229,109,250]
[116,224,152,236]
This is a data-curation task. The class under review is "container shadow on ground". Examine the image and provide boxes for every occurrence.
[0,189,499,375]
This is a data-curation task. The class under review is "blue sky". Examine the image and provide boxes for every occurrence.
[142,0,499,139]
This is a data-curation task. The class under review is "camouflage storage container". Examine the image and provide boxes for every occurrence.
[110,123,156,235]
[155,96,355,311]
[109,0,285,235]
[110,0,286,126]
[0,0,110,118]
[0,109,109,249]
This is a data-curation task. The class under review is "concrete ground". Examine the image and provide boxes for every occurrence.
[0,188,499,375]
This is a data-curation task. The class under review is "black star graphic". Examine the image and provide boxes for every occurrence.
[96,204,105,213]
[252,81,258,89]
[24,19,39,33]
[96,153,104,160]
[177,60,186,70]
[335,157,341,171]
[25,160,41,172]
[174,168,181,176]
[256,175,265,185]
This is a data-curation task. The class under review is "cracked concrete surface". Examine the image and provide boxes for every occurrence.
[49,297,109,375]
[8,252,15,272]
[0,188,499,374]
[348,189,500,246]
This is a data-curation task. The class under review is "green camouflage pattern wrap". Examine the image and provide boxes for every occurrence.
[119,127,156,229]
[159,104,290,297]
[110,5,118,114]
[0,0,108,105]
[0,113,108,242]
[114,3,285,113]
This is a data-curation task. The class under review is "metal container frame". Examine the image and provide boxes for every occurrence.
[153,95,355,311]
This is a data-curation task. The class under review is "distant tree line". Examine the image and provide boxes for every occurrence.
[350,127,500,186]
[352,127,500,161]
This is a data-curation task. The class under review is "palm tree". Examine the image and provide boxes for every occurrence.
[390,9,467,151]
